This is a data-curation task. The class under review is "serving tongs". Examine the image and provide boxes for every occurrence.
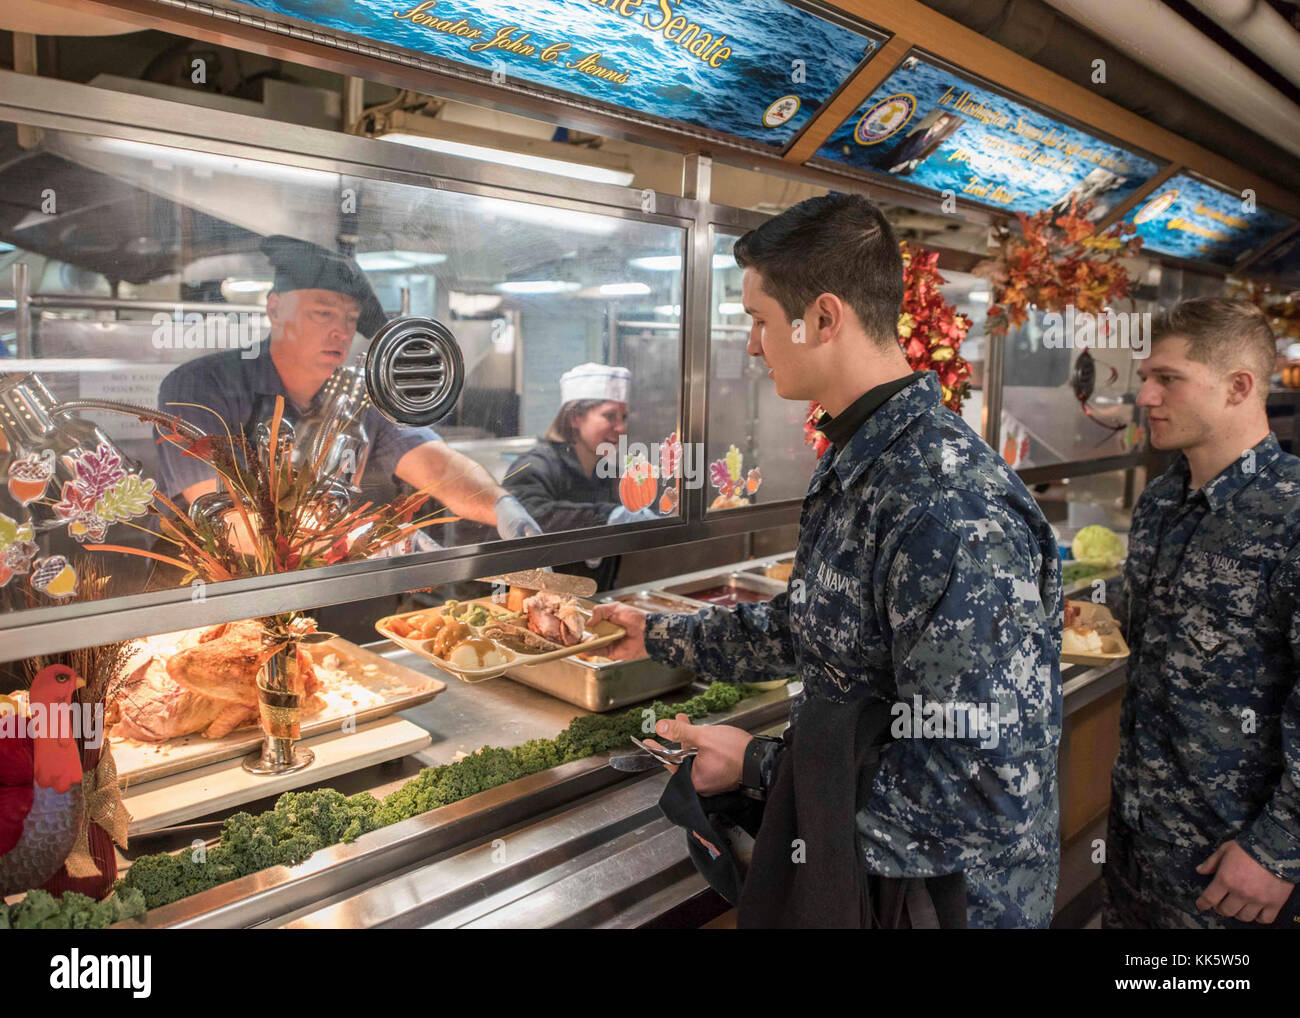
[609,735,698,772]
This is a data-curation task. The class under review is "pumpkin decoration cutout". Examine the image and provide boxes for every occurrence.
[619,453,657,513]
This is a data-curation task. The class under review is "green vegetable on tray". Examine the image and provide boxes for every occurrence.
[0,888,146,930]
[1070,525,1124,567]
[1061,561,1107,585]
[0,681,755,926]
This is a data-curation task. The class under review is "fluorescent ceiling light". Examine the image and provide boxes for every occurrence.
[598,282,651,296]
[78,136,338,187]
[494,280,581,295]
[654,304,682,316]
[967,292,991,304]
[381,131,634,186]
[718,302,745,315]
[630,254,737,271]
[223,278,273,293]
[631,255,681,271]
[356,250,447,271]
[471,196,618,236]
[449,292,503,316]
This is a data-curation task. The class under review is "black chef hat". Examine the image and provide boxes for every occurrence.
[260,234,388,338]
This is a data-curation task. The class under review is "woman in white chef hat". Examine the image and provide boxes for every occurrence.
[503,362,655,588]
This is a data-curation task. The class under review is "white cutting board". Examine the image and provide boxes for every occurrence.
[122,716,430,835]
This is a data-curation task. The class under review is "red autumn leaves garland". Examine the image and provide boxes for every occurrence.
[804,241,973,458]
[977,198,1142,338]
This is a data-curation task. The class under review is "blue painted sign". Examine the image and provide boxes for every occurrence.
[814,56,1161,220]
[222,0,881,147]
[1124,173,1295,267]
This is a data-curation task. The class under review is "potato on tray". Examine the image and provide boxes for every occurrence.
[377,593,625,681]
[1061,600,1129,662]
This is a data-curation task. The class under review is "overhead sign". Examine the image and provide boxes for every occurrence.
[1124,173,1295,267]
[1250,231,1300,284]
[813,55,1162,221]
[218,0,883,148]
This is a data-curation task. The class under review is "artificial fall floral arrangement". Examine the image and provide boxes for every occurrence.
[1230,279,1300,344]
[975,197,1143,339]
[84,396,459,585]
[74,396,480,687]
[804,241,974,458]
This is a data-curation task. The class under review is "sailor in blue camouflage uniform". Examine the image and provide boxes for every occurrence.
[1104,298,1300,929]
[593,195,1062,928]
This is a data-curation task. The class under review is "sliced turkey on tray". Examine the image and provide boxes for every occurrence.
[522,591,585,647]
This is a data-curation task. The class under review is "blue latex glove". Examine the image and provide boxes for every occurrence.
[495,494,543,540]
[607,505,658,525]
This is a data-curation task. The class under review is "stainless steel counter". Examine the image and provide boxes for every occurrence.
[274,662,1129,929]
[116,551,1128,929]
[120,675,798,929]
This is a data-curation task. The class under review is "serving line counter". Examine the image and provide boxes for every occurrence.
[111,551,1127,929]
[0,72,1133,929]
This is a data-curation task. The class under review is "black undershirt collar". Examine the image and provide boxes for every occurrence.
[817,372,926,449]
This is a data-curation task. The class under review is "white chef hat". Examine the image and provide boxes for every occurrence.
[559,363,631,405]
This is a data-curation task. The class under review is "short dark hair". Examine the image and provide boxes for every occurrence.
[733,193,904,346]
[1152,298,1276,402]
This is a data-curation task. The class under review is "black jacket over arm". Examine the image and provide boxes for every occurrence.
[504,439,620,533]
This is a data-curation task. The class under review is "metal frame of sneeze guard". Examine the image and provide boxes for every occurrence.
[0,69,790,663]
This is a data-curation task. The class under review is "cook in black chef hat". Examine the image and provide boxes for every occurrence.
[261,234,388,339]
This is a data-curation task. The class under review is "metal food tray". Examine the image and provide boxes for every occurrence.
[612,589,709,614]
[502,654,694,712]
[377,596,624,683]
[111,638,446,785]
[661,571,787,604]
[741,558,795,584]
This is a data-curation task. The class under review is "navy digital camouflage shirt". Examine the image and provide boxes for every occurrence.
[645,372,1063,928]
[1114,433,1300,882]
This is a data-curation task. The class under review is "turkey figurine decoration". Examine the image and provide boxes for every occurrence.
[0,664,86,896]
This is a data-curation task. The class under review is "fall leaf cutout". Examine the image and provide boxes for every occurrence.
[659,432,682,481]
[53,441,155,542]
[709,444,758,504]
[0,512,39,588]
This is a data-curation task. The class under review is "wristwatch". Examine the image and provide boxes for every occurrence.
[740,735,783,801]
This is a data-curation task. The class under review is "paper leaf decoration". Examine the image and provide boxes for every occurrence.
[73,442,128,500]
[708,459,733,494]
[659,432,681,481]
[95,474,157,523]
[725,444,743,484]
[0,513,38,588]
